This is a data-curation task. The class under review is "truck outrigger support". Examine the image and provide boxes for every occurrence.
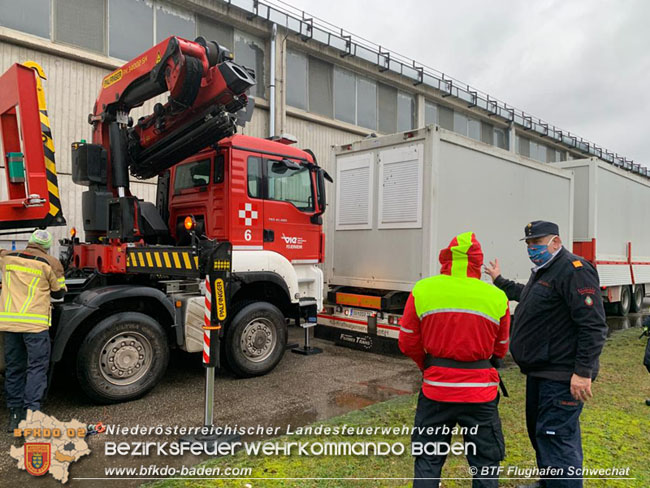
[180,241,241,450]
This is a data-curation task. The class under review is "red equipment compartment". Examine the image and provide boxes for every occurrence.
[73,243,128,274]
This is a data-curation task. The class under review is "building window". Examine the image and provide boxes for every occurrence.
[308,57,333,118]
[109,0,153,60]
[0,0,50,39]
[467,118,481,141]
[378,83,397,134]
[397,91,415,132]
[480,122,493,145]
[453,111,468,136]
[197,15,233,50]
[494,127,508,149]
[439,106,454,131]
[55,0,106,54]
[520,139,556,164]
[356,76,377,130]
[425,101,438,125]
[234,31,265,99]
[516,136,530,158]
[334,67,356,125]
[155,3,195,43]
[286,50,308,110]
[286,50,413,132]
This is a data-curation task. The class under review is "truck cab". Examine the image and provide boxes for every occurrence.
[163,134,325,267]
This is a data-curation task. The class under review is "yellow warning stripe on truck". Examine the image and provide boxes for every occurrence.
[22,61,65,226]
[126,247,199,276]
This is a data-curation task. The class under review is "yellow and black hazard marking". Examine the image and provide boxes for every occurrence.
[22,61,65,227]
[214,278,227,321]
[213,260,231,271]
[126,247,200,276]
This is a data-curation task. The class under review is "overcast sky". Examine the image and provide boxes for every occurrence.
[281,0,650,166]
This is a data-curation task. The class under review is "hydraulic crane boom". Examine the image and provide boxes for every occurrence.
[0,36,254,237]
[72,36,255,242]
[90,36,254,182]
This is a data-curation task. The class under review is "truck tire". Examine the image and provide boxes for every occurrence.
[76,312,169,404]
[630,285,644,313]
[224,301,287,378]
[613,286,632,316]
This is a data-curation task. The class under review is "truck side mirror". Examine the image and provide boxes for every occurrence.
[315,167,331,215]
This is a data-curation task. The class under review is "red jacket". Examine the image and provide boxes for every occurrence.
[398,232,510,403]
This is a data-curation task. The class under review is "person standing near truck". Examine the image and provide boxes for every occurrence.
[0,230,66,432]
[485,221,607,488]
[399,231,511,488]
[642,317,650,407]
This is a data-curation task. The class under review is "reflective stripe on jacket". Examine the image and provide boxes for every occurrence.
[399,232,510,403]
[0,244,66,332]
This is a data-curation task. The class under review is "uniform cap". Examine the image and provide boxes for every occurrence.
[29,229,53,249]
[521,221,559,241]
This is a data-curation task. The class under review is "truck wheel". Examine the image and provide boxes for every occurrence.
[613,286,632,316]
[224,302,287,378]
[630,285,644,313]
[76,312,169,404]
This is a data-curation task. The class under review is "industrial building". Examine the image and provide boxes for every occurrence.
[0,0,643,247]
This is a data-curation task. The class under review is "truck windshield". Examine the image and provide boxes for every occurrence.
[174,159,210,192]
[266,159,314,212]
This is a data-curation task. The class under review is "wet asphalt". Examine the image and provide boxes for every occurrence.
[0,307,646,488]
[0,327,421,487]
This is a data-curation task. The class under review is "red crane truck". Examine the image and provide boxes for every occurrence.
[0,36,329,403]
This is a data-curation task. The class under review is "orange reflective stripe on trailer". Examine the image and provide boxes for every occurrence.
[335,292,382,310]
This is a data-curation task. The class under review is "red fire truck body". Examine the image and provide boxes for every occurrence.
[0,35,328,404]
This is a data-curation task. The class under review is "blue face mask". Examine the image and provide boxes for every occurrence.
[527,237,556,266]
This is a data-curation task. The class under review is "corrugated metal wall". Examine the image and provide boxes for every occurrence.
[285,116,360,174]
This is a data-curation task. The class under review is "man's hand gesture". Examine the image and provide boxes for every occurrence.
[484,259,501,282]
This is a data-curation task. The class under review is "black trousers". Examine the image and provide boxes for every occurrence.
[3,331,51,411]
[525,376,584,488]
[411,390,505,488]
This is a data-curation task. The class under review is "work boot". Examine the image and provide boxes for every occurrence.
[7,407,25,433]
[645,399,650,406]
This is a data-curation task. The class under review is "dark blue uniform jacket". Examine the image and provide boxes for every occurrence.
[494,247,608,381]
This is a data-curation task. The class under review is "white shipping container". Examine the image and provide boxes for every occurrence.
[326,126,574,292]
[557,158,650,312]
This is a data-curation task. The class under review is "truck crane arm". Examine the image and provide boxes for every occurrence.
[88,36,255,185]
[72,35,255,242]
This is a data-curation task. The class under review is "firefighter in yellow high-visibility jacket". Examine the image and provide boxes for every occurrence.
[0,230,66,432]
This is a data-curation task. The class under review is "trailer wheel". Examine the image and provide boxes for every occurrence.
[613,286,632,316]
[630,285,645,313]
[76,312,169,404]
[224,301,287,378]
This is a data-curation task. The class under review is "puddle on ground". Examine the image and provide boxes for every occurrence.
[607,313,645,335]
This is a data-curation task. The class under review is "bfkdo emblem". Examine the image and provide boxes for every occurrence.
[25,443,50,476]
